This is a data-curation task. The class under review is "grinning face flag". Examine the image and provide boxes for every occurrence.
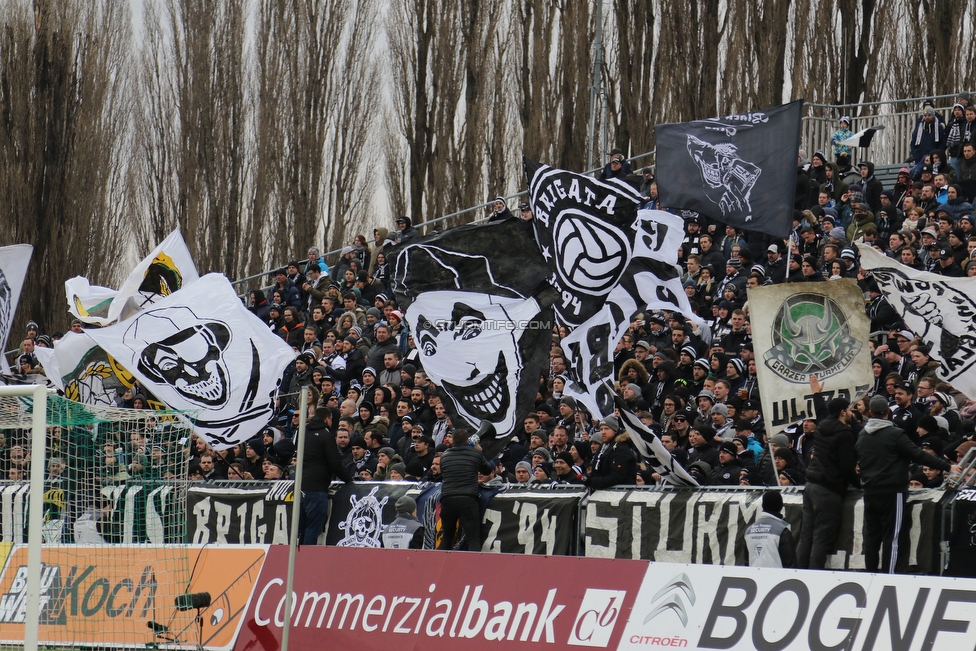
[390,219,554,437]
[406,291,539,435]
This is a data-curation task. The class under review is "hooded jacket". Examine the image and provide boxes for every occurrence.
[395,217,421,243]
[855,417,950,494]
[585,431,638,489]
[857,162,884,212]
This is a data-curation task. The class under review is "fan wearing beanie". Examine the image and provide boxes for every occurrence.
[856,383,958,573]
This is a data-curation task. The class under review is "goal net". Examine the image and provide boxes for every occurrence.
[0,392,212,650]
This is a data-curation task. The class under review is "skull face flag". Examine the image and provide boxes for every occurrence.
[858,243,976,400]
[85,274,294,449]
[654,100,802,238]
[0,244,33,368]
[390,219,556,436]
[66,229,200,326]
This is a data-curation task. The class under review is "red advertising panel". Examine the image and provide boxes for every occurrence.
[235,546,647,650]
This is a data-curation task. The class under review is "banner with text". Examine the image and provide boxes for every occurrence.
[234,545,646,651]
[187,482,584,554]
[618,559,976,650]
[583,487,943,572]
[748,279,873,432]
[0,545,265,650]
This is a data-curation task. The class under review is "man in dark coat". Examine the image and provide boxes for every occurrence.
[797,376,859,569]
[301,408,354,545]
[584,416,638,489]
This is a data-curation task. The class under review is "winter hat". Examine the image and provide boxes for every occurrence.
[515,461,533,475]
[697,390,716,403]
[719,441,738,456]
[828,227,846,241]
[341,246,354,256]
[917,415,939,435]
[827,397,851,418]
[869,395,890,415]
[350,435,367,449]
[689,460,712,476]
[274,438,296,460]
[726,258,741,269]
[710,403,729,417]
[388,310,403,326]
[840,248,857,261]
[366,307,383,319]
[298,351,316,367]
[560,396,578,409]
[599,415,622,432]
[769,433,790,448]
[693,358,711,372]
[681,345,698,360]
[728,358,745,375]
[389,462,407,478]
[246,438,266,457]
[626,384,643,398]
[531,448,552,463]
[635,340,651,350]
[395,496,416,514]
[779,468,803,486]
[402,363,417,376]
[362,366,377,378]
[555,451,575,467]
[378,447,396,461]
[839,115,851,126]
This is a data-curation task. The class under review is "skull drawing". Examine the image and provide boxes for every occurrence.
[337,486,389,547]
[686,135,761,218]
[125,307,232,407]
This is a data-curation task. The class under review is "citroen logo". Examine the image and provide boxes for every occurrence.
[644,573,696,627]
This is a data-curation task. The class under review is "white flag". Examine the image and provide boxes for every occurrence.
[34,331,136,406]
[84,274,294,449]
[858,243,976,399]
[67,229,199,326]
[748,278,873,433]
[0,244,33,368]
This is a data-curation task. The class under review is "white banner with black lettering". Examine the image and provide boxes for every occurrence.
[584,487,943,572]
[858,242,976,399]
[748,279,873,432]
[84,273,294,449]
[619,557,976,651]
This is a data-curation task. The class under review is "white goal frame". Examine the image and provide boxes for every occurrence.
[0,384,50,651]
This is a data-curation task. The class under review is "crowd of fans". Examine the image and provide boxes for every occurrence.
[5,93,976,566]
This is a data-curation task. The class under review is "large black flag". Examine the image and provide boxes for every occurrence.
[654,100,802,238]
[389,219,556,439]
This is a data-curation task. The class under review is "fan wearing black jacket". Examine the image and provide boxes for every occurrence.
[585,416,638,489]
[856,395,959,573]
[300,408,354,545]
[797,376,859,569]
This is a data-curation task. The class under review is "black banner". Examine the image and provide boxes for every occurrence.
[185,481,584,554]
[584,487,943,572]
[947,487,976,577]
[655,100,802,238]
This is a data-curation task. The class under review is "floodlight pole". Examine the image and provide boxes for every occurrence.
[0,384,50,651]
[282,386,308,651]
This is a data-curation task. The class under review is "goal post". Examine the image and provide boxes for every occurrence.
[0,384,47,651]
[0,389,198,650]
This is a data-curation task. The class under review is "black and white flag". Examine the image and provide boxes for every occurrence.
[526,158,700,417]
[525,158,644,328]
[0,245,32,369]
[84,274,294,449]
[609,383,698,486]
[389,219,556,437]
[840,125,885,148]
[654,100,803,238]
[66,229,199,326]
[858,243,976,399]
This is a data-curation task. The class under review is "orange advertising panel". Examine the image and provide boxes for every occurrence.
[0,545,266,650]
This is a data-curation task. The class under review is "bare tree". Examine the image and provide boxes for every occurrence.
[0,0,131,334]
